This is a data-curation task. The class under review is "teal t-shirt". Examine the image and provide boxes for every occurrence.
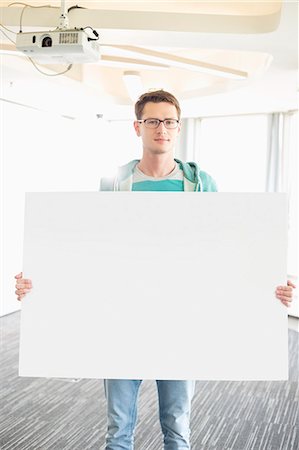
[132,180,184,191]
[132,162,184,191]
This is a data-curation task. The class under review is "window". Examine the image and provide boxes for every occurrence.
[199,115,268,192]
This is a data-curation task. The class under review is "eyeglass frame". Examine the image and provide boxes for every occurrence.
[136,118,181,129]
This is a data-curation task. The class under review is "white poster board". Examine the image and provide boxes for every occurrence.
[20,192,288,380]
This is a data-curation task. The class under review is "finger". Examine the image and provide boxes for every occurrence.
[17,278,32,283]
[287,280,296,289]
[15,272,23,279]
[276,286,293,291]
[276,289,292,298]
[276,294,292,303]
[16,280,32,288]
[276,290,292,300]
[15,289,31,295]
[16,282,32,289]
[277,296,292,303]
[15,285,27,291]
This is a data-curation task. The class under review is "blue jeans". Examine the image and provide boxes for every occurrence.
[104,379,196,450]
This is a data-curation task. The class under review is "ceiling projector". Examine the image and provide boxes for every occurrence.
[15,29,101,64]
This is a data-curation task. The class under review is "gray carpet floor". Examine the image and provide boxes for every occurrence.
[0,312,298,450]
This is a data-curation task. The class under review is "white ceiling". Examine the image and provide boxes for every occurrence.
[0,0,297,118]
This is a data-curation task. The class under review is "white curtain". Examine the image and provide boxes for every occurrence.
[266,112,298,316]
[266,113,281,192]
[266,112,296,193]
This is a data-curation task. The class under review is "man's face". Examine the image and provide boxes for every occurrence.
[134,102,181,156]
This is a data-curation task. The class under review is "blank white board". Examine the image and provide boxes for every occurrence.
[20,192,288,380]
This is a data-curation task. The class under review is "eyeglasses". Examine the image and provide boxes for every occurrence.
[137,118,180,129]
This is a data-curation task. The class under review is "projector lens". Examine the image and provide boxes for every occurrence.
[41,36,52,48]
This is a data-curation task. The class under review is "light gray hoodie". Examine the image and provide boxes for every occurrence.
[100,159,217,192]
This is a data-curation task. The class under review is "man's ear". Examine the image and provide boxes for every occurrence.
[134,121,141,137]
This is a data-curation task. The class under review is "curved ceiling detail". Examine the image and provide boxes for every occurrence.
[0,1,282,33]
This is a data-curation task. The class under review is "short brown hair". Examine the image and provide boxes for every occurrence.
[135,90,181,120]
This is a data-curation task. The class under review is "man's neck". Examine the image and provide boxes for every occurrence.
[138,154,176,178]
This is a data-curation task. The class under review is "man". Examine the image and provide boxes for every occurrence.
[15,90,295,450]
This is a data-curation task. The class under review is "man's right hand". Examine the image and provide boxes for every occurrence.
[15,272,32,301]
